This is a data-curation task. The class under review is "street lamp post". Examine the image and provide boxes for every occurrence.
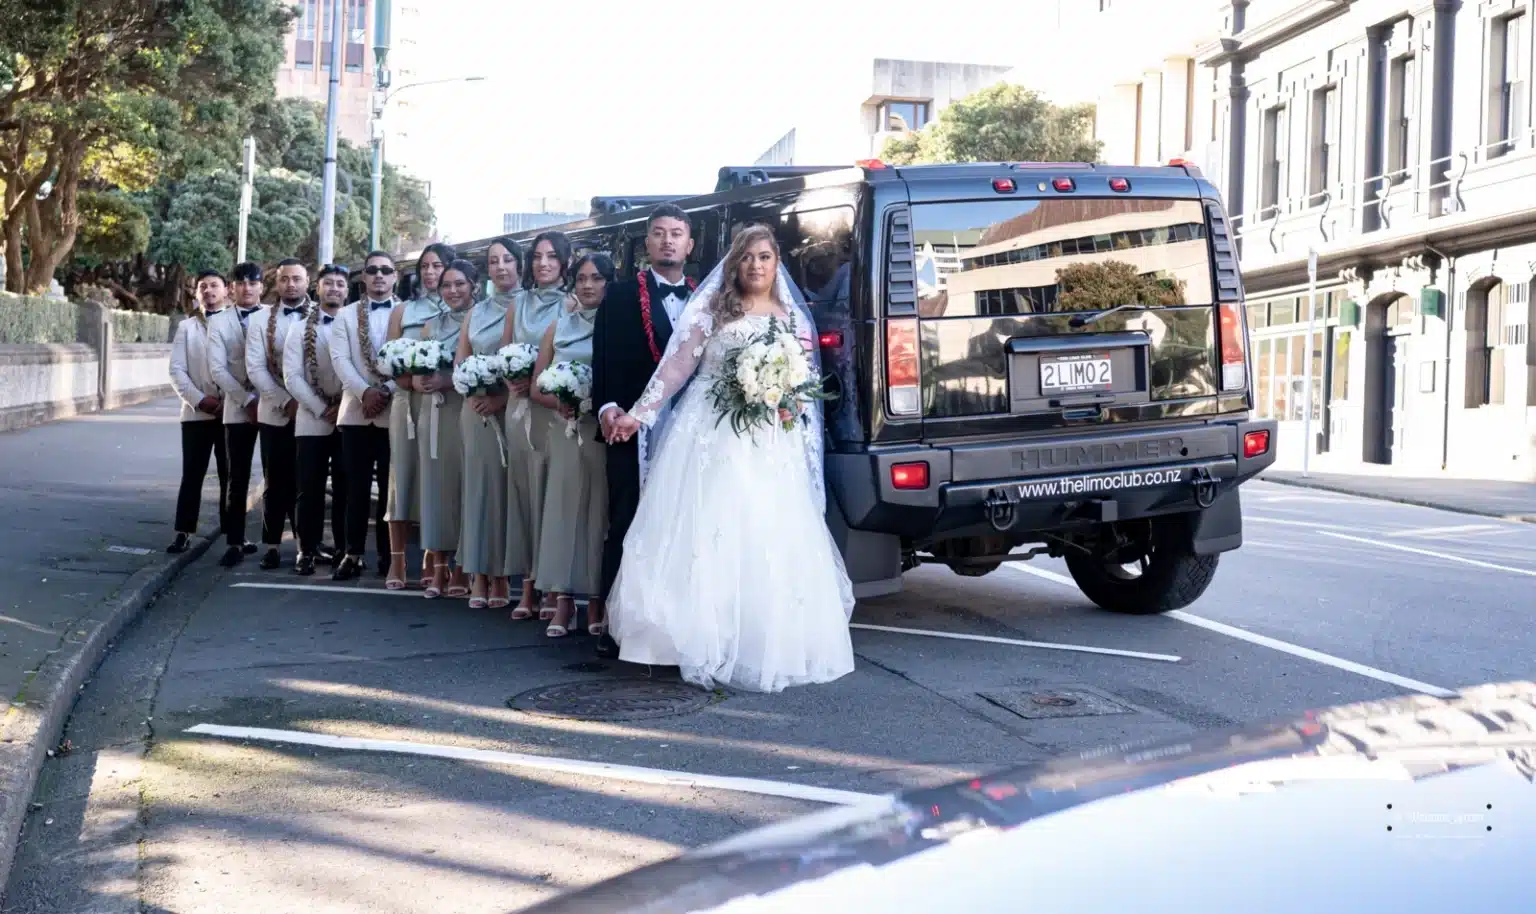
[368,76,484,252]
[317,0,346,266]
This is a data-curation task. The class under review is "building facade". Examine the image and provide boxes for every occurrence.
[502,198,588,234]
[1085,0,1536,481]
[275,0,377,146]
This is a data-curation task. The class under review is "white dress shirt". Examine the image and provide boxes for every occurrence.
[246,300,309,426]
[206,305,261,424]
[169,309,224,422]
[599,269,692,422]
[283,309,344,437]
[330,298,399,428]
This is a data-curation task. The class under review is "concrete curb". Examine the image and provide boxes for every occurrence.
[1261,473,1536,525]
[0,485,264,894]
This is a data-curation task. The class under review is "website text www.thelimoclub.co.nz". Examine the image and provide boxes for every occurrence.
[1016,468,1184,498]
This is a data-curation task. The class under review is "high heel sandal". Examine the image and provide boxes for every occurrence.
[467,577,489,610]
[423,561,446,600]
[538,591,557,621]
[487,578,511,610]
[586,600,607,637]
[417,551,437,590]
[385,552,408,591]
[545,597,576,638]
[445,568,470,599]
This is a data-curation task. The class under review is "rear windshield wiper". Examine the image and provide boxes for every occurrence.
[1068,303,1152,328]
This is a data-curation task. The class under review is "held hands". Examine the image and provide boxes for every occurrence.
[243,401,258,423]
[607,411,641,444]
[284,400,299,419]
[361,386,390,418]
[418,372,447,394]
[196,395,221,416]
[397,374,416,392]
[509,377,532,397]
[322,403,340,425]
[468,392,506,418]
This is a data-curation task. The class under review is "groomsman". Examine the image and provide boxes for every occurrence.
[329,250,399,581]
[245,258,309,569]
[592,203,696,659]
[207,260,265,566]
[166,270,231,554]
[283,264,350,576]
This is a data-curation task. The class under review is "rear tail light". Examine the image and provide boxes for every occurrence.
[818,330,844,349]
[1108,177,1131,192]
[856,158,888,170]
[891,462,930,490]
[885,318,920,416]
[992,178,1016,193]
[1052,177,1076,192]
[1218,303,1248,391]
[1243,429,1271,459]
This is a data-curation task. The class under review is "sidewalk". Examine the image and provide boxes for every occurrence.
[1260,468,1536,523]
[0,397,263,891]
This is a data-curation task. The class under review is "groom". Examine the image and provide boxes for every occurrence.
[591,203,696,660]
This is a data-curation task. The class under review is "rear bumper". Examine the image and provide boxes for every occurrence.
[827,417,1278,544]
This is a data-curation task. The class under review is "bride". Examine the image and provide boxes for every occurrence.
[607,224,856,693]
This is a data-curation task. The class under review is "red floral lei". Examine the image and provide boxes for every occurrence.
[637,271,697,363]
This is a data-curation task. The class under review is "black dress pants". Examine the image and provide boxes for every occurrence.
[174,420,229,535]
[223,423,260,547]
[340,424,390,561]
[258,421,298,546]
[598,439,641,601]
[296,432,347,557]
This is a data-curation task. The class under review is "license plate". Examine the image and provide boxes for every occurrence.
[1041,353,1113,394]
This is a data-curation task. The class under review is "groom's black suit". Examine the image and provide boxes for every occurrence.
[592,272,683,622]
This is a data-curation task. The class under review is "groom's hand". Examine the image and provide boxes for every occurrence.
[599,405,619,442]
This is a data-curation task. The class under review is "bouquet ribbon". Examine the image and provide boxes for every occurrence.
[510,394,534,448]
[405,389,418,441]
[429,391,443,460]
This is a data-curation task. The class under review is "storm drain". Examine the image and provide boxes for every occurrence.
[978,689,1135,720]
[507,679,713,722]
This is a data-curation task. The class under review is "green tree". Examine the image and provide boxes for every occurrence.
[73,190,150,265]
[881,83,1102,166]
[0,0,293,292]
[1054,260,1187,312]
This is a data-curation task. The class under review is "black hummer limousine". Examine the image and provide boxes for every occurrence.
[393,159,1277,614]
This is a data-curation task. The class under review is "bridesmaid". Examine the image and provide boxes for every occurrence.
[384,242,453,591]
[532,253,613,638]
[456,237,521,609]
[415,259,475,599]
[500,230,573,621]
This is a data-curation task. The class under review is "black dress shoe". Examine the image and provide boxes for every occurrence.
[594,632,620,660]
[242,542,259,555]
[316,545,338,566]
[331,556,362,581]
[376,556,391,576]
[166,533,191,554]
[218,545,244,567]
[294,554,317,576]
[259,548,282,570]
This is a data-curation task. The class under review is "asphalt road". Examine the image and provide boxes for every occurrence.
[5,479,1535,913]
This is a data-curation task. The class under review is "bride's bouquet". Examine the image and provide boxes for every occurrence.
[708,316,833,436]
[452,354,507,398]
[536,360,594,439]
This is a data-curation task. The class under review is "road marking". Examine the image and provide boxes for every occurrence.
[1255,495,1357,505]
[1243,515,1376,532]
[1385,523,1503,538]
[1317,531,1536,577]
[184,723,886,807]
[849,623,1181,663]
[1003,564,1457,698]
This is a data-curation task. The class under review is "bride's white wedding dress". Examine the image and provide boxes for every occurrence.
[608,265,855,694]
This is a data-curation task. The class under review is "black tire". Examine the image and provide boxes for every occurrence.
[1063,525,1219,615]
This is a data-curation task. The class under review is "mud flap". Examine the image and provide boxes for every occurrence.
[1188,485,1243,555]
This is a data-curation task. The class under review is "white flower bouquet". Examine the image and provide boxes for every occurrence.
[452,353,507,398]
[536,360,594,438]
[707,316,832,435]
[377,338,418,378]
[403,339,453,376]
[497,342,539,386]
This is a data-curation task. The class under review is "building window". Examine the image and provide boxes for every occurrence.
[1331,329,1352,401]
[881,100,930,133]
[1253,328,1324,421]
[1309,86,1337,206]
[1493,12,1529,157]
[1261,104,1288,216]
[1387,56,1415,181]
[346,0,368,72]
[294,0,317,69]
[1484,280,1529,405]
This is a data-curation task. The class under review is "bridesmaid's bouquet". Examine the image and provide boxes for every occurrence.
[403,339,453,376]
[377,338,418,378]
[452,354,507,398]
[708,316,832,435]
[536,361,594,439]
[497,342,540,422]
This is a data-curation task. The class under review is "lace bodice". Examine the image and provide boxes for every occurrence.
[632,312,802,426]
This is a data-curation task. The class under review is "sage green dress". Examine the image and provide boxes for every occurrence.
[458,291,513,576]
[503,285,566,581]
[414,304,468,552]
[534,306,607,594]
[386,295,445,523]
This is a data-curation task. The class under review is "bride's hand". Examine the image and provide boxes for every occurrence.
[610,414,641,443]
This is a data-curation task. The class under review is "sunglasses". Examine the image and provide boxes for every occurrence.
[364,265,396,276]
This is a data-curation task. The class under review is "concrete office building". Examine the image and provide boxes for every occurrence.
[275,0,377,146]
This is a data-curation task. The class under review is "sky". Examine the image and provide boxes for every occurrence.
[379,0,1091,244]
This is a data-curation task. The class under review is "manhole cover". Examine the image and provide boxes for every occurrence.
[507,679,711,722]
[978,689,1134,720]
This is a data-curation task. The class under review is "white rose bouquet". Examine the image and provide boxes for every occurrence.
[403,339,453,376]
[497,342,540,423]
[707,316,832,436]
[452,353,507,398]
[536,360,594,439]
[377,338,418,378]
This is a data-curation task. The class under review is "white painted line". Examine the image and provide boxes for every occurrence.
[232,582,417,597]
[1243,515,1376,532]
[1002,560,1457,698]
[1256,495,1357,505]
[106,545,154,556]
[1166,611,1457,698]
[1386,523,1501,538]
[1317,531,1536,578]
[184,724,883,806]
[849,622,1181,663]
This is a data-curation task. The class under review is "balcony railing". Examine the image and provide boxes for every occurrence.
[1226,131,1536,266]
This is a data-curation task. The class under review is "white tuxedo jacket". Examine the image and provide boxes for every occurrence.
[169,311,223,422]
[282,310,345,437]
[246,302,310,427]
[206,306,259,424]
[330,299,398,429]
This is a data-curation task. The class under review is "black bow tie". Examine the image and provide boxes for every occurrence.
[321,315,335,325]
[657,281,690,299]
[283,304,308,317]
[370,300,393,311]
[238,307,258,322]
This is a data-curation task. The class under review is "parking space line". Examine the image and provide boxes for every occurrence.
[1317,531,1536,578]
[184,723,888,807]
[1385,523,1505,538]
[850,623,1181,663]
[1244,516,1378,532]
[1003,564,1457,698]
